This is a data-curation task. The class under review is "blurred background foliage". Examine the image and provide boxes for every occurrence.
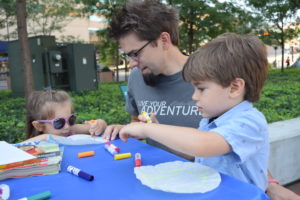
[0,69,300,143]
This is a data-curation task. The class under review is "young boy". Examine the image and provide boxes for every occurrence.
[119,33,269,190]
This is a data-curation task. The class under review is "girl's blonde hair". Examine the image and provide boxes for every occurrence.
[26,90,72,139]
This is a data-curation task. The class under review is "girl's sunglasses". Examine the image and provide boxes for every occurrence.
[37,114,76,130]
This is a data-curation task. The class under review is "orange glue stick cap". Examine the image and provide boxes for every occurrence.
[78,151,95,158]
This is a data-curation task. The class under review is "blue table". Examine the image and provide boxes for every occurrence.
[1,138,269,200]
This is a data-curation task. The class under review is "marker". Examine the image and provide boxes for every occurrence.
[0,184,10,200]
[78,151,95,158]
[114,153,131,160]
[89,120,96,136]
[105,142,120,152]
[104,143,118,155]
[67,165,94,181]
[135,153,142,167]
[141,112,152,123]
[18,191,51,200]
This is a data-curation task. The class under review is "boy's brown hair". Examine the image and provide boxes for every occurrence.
[183,33,268,102]
[26,90,72,139]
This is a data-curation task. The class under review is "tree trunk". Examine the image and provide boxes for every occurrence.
[280,18,284,72]
[115,45,119,82]
[16,0,34,99]
[188,21,194,55]
[281,42,284,72]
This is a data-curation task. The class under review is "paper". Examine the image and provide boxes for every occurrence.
[0,141,36,166]
[54,134,107,145]
[134,161,221,193]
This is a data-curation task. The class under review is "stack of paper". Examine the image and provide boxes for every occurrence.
[0,141,63,180]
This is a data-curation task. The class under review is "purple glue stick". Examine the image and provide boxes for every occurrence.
[67,165,94,181]
[104,143,118,155]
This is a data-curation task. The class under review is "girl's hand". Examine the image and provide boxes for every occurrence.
[138,113,159,124]
[87,119,107,136]
[119,122,147,142]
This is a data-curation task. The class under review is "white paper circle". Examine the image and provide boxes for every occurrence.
[134,161,221,193]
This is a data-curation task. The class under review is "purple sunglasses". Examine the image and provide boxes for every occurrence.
[37,114,76,129]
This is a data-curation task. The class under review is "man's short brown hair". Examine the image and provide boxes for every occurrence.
[183,33,268,102]
[108,0,179,45]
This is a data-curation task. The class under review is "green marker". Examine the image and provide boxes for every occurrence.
[18,191,51,200]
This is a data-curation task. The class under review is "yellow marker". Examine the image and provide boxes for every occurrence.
[141,112,152,123]
[114,153,132,160]
[78,151,95,158]
[89,120,95,136]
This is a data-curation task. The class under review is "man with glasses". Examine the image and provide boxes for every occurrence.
[105,0,199,160]
[104,1,300,199]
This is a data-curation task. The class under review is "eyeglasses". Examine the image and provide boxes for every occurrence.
[122,40,152,61]
[38,114,76,130]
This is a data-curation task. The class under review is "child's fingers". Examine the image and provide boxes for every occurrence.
[89,119,106,136]
[150,113,159,124]
[119,128,128,142]
[138,114,147,122]
[110,128,120,140]
[102,125,123,140]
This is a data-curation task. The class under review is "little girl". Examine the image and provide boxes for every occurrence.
[25,90,107,142]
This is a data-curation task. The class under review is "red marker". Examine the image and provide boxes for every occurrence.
[135,153,142,167]
[105,141,120,153]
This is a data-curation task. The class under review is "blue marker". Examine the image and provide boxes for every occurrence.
[67,165,94,181]
[18,191,51,200]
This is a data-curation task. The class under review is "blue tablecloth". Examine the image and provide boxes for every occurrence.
[1,138,269,200]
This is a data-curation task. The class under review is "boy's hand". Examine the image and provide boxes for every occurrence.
[119,122,147,142]
[138,113,159,124]
[102,124,125,140]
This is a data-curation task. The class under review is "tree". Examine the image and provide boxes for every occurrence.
[26,0,79,36]
[16,0,34,100]
[78,0,126,80]
[247,0,300,72]
[1,0,82,41]
[0,0,16,41]
[169,0,262,54]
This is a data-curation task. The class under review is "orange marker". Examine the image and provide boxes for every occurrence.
[89,120,95,136]
[78,151,95,158]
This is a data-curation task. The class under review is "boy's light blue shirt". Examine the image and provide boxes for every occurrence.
[195,101,269,190]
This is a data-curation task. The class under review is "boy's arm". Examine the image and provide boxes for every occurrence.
[120,123,231,157]
[101,115,139,140]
